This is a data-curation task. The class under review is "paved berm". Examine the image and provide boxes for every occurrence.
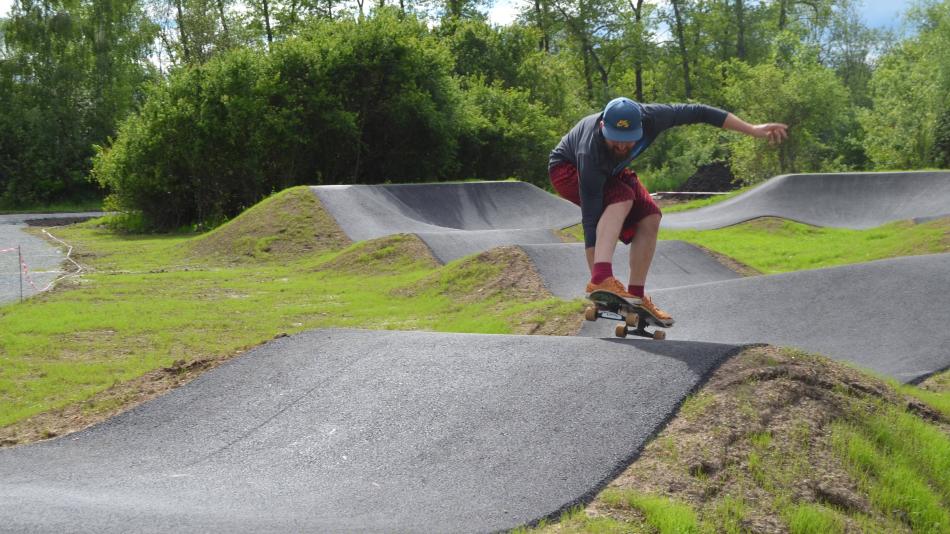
[0,330,743,533]
[662,171,950,230]
[579,253,950,384]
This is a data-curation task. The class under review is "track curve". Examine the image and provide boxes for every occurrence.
[311,182,580,262]
[661,171,950,230]
[580,253,950,383]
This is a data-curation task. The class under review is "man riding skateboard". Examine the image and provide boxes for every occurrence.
[549,97,788,326]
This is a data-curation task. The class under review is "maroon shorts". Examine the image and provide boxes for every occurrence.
[549,162,661,244]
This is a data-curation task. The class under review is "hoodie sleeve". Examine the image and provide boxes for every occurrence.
[578,153,606,248]
[647,103,728,134]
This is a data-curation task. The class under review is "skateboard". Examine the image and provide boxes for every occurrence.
[584,290,668,340]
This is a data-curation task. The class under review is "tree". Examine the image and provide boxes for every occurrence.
[668,0,692,98]
[721,45,854,183]
[0,0,155,205]
[933,107,950,168]
[859,1,950,169]
[93,10,469,229]
[552,0,626,103]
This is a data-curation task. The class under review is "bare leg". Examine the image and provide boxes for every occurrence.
[628,214,661,286]
[593,200,632,265]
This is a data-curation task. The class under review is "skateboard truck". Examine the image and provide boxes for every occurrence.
[584,291,668,340]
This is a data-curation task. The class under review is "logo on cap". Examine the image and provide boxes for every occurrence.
[616,120,630,128]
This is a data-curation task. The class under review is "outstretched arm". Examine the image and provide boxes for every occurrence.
[723,113,789,145]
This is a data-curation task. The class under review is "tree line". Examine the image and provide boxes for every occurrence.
[1,0,948,229]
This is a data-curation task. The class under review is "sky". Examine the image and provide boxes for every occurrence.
[485,0,917,31]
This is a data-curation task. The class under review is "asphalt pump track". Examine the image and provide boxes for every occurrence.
[2,174,949,532]
[661,171,950,230]
[0,331,744,533]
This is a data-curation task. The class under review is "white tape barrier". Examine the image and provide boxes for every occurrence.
[43,228,84,286]
[0,229,84,296]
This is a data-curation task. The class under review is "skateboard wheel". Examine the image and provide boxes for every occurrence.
[615,324,627,338]
[584,306,597,322]
[653,330,666,341]
[625,314,638,327]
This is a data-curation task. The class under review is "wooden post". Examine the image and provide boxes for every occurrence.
[18,245,23,302]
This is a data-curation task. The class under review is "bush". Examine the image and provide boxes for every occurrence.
[932,107,950,168]
[457,78,562,185]
[721,48,855,184]
[93,10,463,230]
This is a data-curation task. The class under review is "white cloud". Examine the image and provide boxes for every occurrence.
[486,0,519,27]
[1,0,14,18]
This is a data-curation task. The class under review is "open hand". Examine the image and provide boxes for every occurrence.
[752,123,789,145]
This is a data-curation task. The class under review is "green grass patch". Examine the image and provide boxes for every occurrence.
[558,223,584,243]
[511,506,638,534]
[0,199,104,214]
[660,217,950,274]
[601,489,698,533]
[894,368,950,419]
[783,503,845,534]
[678,392,715,421]
[832,405,950,532]
[659,186,752,213]
[187,186,349,263]
[1,218,577,429]
[700,496,748,534]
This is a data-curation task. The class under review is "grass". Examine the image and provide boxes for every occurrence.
[832,412,950,532]
[658,186,752,213]
[560,215,948,276]
[893,369,950,419]
[599,489,699,533]
[0,190,579,430]
[0,199,104,214]
[783,503,845,534]
[519,346,950,534]
[659,217,950,274]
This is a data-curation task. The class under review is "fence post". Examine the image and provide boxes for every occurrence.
[18,245,23,303]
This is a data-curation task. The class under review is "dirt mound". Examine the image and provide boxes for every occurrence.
[680,162,738,192]
[396,245,583,335]
[316,233,439,274]
[580,346,948,533]
[187,186,350,263]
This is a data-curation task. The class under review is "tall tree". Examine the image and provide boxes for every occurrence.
[628,0,645,100]
[0,0,155,204]
[668,0,691,98]
[735,0,746,59]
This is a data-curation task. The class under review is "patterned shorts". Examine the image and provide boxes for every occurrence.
[549,162,661,244]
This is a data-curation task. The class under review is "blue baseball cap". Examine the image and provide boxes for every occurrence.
[601,97,643,142]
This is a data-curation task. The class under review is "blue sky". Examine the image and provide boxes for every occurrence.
[487,0,917,32]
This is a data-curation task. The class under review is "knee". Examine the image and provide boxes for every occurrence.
[638,214,661,235]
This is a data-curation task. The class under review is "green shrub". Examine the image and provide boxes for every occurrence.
[457,78,562,185]
[92,10,463,230]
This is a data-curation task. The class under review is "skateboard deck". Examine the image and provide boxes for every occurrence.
[584,290,669,340]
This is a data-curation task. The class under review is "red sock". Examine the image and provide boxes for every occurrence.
[628,285,645,297]
[591,262,613,284]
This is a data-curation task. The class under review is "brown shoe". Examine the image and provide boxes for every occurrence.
[585,276,642,306]
[637,294,675,327]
